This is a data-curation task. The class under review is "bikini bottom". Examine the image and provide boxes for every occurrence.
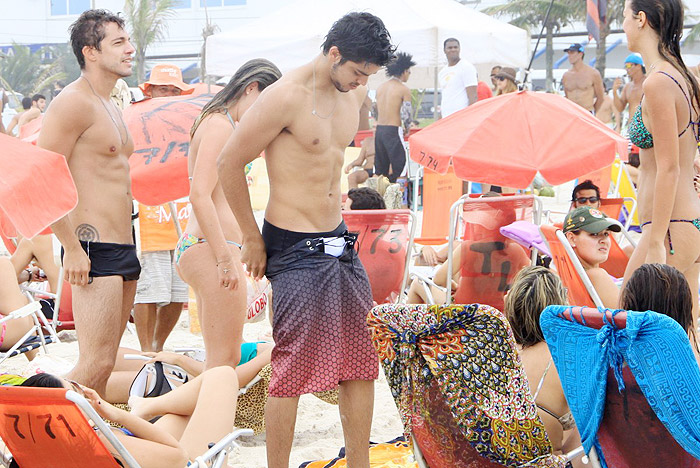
[640,218,700,255]
[174,233,242,265]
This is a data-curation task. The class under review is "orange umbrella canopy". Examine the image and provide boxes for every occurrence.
[125,86,221,206]
[409,90,628,189]
[0,133,77,238]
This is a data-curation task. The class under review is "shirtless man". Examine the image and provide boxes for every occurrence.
[375,51,414,183]
[561,43,605,114]
[38,9,139,395]
[596,89,621,132]
[344,133,375,189]
[613,53,646,128]
[7,94,45,136]
[5,97,31,136]
[217,12,394,468]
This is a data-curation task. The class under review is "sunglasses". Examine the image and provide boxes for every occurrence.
[495,76,507,82]
[625,63,637,69]
[574,196,600,204]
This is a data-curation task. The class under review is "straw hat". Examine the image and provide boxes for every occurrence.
[494,67,518,84]
[139,64,194,95]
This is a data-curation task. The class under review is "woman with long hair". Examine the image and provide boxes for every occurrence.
[175,59,281,369]
[504,266,582,462]
[622,0,700,324]
[493,67,518,96]
[620,263,698,355]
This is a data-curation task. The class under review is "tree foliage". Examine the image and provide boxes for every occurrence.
[123,0,178,83]
[0,44,67,99]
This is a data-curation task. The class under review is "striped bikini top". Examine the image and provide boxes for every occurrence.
[628,71,700,149]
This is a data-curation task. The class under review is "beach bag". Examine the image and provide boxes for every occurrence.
[246,277,270,323]
[129,361,188,398]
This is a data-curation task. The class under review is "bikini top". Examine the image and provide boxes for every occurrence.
[628,71,700,149]
[533,359,576,431]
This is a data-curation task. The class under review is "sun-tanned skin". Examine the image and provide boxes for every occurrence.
[562,51,605,114]
[217,45,381,468]
[38,17,136,395]
[376,69,411,127]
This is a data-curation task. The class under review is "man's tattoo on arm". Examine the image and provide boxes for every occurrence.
[76,224,100,242]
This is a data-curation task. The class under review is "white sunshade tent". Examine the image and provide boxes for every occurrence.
[206,0,530,84]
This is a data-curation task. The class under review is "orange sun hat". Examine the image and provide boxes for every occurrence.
[139,64,194,96]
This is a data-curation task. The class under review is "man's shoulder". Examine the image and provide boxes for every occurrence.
[256,76,305,109]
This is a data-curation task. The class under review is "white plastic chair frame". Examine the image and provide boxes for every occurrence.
[0,300,58,366]
[20,266,66,332]
[444,195,544,305]
[64,389,253,468]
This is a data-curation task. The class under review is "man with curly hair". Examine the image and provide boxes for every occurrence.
[217,12,395,468]
[375,51,415,183]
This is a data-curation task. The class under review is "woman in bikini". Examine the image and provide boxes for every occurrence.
[13,366,239,468]
[623,0,700,323]
[504,266,583,463]
[175,59,281,369]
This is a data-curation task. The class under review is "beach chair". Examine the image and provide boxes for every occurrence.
[367,303,576,467]
[0,299,58,366]
[343,209,416,304]
[540,305,700,467]
[442,195,541,310]
[0,386,252,468]
[539,225,603,308]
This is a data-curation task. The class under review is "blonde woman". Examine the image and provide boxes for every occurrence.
[494,67,518,96]
[504,266,582,462]
[175,59,281,369]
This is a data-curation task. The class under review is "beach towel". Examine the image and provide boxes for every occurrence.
[298,436,418,468]
[368,303,566,467]
[540,305,700,463]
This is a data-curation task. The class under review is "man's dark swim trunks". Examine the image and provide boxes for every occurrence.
[374,125,406,184]
[262,220,378,398]
[61,241,141,281]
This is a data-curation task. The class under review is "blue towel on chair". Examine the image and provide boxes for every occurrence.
[540,305,700,463]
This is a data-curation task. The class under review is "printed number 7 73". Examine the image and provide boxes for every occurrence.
[369,227,403,254]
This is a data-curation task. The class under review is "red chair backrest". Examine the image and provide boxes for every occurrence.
[0,387,121,468]
[598,367,700,468]
[354,130,374,147]
[453,195,533,311]
[600,236,629,279]
[540,226,596,307]
[343,209,412,304]
[599,197,624,220]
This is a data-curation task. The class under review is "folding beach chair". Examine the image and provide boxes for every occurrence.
[540,306,700,467]
[367,303,577,468]
[412,195,541,311]
[0,299,58,366]
[343,209,416,304]
[0,386,252,468]
[597,198,638,278]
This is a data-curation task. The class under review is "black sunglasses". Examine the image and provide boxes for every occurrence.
[574,196,600,204]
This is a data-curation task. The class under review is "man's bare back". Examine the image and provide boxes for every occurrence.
[563,64,604,112]
[376,78,410,127]
[17,107,41,130]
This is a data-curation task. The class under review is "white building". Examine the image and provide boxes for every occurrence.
[0,0,288,77]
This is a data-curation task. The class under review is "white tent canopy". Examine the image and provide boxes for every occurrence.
[206,0,530,84]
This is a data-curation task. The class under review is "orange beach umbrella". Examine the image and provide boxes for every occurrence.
[409,90,628,189]
[0,133,77,238]
[125,86,221,206]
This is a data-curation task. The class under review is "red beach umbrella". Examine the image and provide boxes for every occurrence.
[0,133,77,238]
[125,85,222,205]
[409,90,628,189]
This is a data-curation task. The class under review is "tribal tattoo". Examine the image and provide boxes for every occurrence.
[76,224,100,242]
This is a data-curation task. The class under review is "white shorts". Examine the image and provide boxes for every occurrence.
[135,250,189,306]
